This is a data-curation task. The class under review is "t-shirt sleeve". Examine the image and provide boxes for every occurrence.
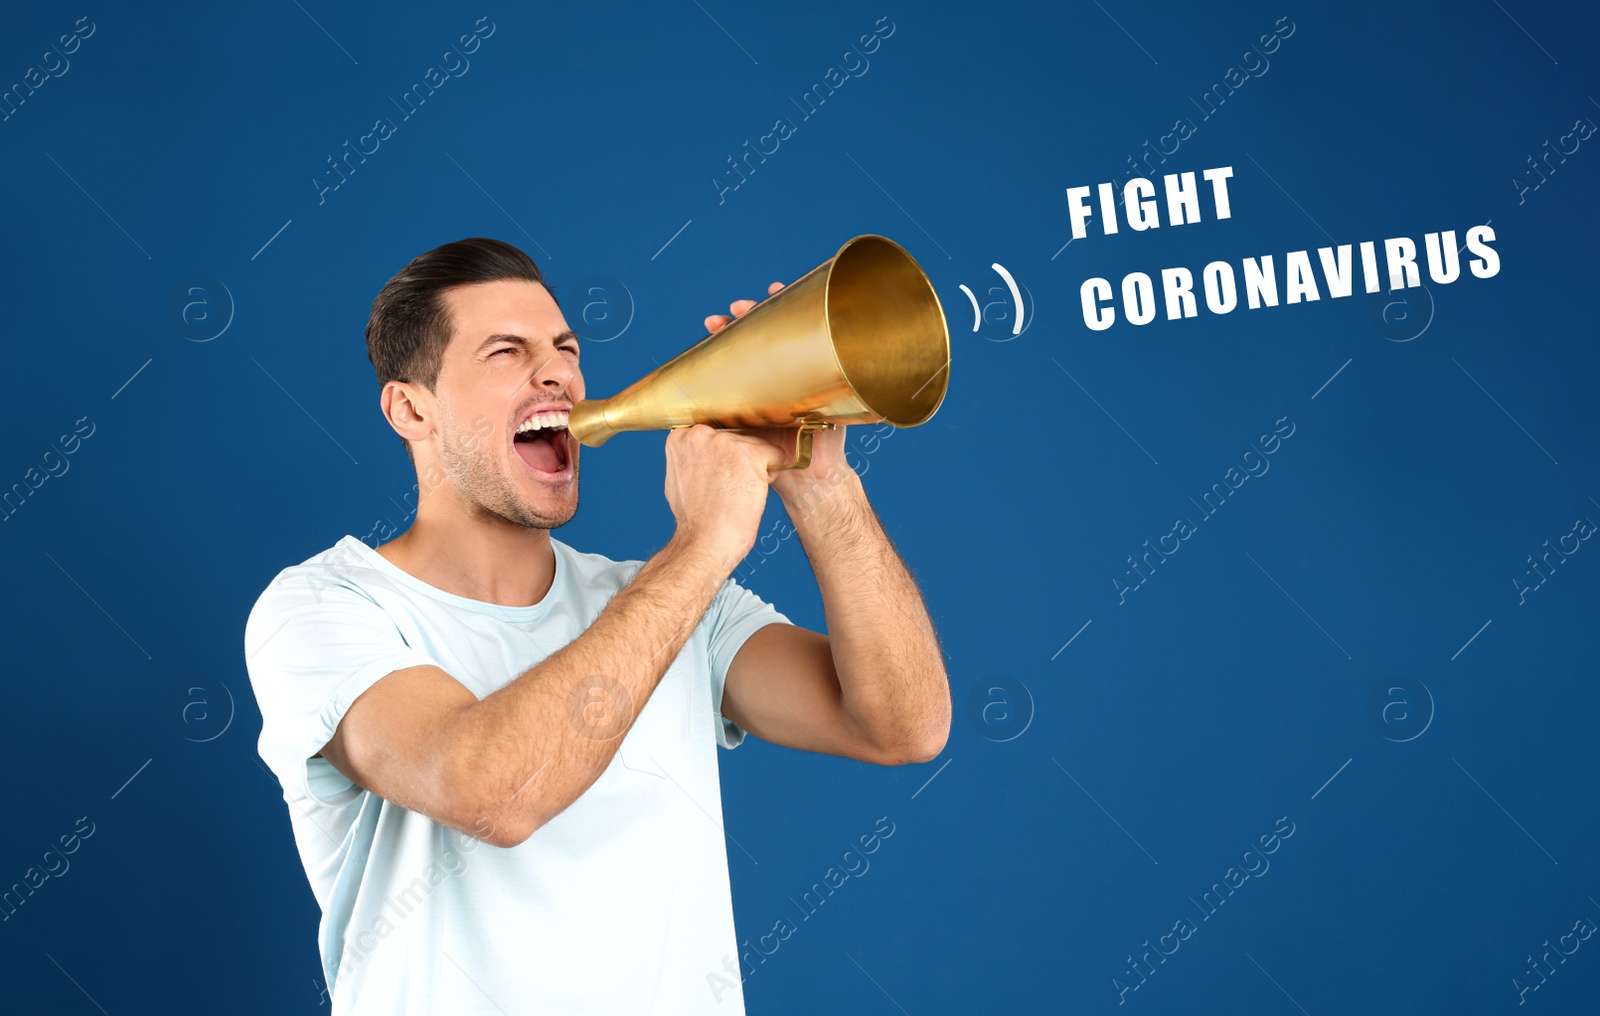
[244,562,437,802]
[702,575,794,749]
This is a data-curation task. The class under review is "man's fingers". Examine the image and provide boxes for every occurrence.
[676,424,787,470]
[706,284,784,332]
[724,427,800,470]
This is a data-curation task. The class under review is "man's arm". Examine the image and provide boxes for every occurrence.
[719,463,951,766]
[319,423,785,848]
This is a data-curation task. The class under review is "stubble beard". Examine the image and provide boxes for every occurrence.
[438,412,579,531]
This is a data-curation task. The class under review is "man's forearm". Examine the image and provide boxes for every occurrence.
[444,535,732,844]
[781,468,950,762]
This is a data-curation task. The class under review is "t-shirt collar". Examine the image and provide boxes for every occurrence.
[335,534,568,621]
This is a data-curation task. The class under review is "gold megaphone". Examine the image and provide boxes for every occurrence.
[566,234,951,471]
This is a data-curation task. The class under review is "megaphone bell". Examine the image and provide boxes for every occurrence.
[566,234,951,471]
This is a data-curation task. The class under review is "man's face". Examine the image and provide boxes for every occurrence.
[426,278,583,529]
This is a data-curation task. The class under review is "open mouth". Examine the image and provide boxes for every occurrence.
[513,409,572,478]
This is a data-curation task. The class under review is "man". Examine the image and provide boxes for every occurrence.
[244,237,950,1014]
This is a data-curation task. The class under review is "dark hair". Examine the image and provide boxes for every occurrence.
[366,237,554,393]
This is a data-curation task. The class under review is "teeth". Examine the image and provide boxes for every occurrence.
[516,410,570,435]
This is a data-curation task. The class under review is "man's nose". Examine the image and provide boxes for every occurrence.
[530,350,575,390]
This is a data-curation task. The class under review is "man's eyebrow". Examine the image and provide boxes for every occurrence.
[475,330,581,354]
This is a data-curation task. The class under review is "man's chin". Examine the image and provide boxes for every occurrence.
[487,497,577,531]
[514,479,579,527]
[500,448,577,523]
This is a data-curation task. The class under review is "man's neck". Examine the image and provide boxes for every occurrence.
[375,508,557,609]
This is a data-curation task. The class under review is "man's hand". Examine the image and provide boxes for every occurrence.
[663,423,785,567]
[704,282,854,503]
[704,281,949,767]
[701,280,785,334]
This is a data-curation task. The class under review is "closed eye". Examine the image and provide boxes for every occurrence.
[490,341,577,358]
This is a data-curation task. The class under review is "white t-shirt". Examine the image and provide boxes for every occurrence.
[243,534,792,1014]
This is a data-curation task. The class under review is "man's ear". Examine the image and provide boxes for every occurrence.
[382,381,434,447]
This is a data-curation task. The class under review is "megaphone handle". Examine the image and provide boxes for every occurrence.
[770,421,832,472]
[669,420,835,471]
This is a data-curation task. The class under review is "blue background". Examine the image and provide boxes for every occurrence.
[2,2,1597,1012]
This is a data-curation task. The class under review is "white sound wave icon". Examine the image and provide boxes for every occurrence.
[958,263,1026,335]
